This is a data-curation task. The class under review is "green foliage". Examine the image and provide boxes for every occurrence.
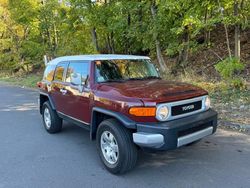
[0,0,249,76]
[215,57,245,79]
[215,57,247,90]
[229,77,247,90]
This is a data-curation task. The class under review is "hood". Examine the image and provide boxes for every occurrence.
[96,79,208,104]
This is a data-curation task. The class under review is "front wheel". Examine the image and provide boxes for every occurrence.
[96,119,138,174]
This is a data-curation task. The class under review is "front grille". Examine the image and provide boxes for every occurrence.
[156,95,207,121]
[178,121,212,137]
[171,101,202,116]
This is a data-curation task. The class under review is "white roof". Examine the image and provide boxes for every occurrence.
[48,54,150,65]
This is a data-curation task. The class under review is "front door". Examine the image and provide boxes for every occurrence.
[63,61,91,124]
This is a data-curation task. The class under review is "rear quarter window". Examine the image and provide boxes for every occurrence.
[54,62,68,82]
[43,65,56,82]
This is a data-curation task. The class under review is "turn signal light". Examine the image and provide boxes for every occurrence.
[129,107,156,117]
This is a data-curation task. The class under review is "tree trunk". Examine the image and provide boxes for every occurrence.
[155,40,166,71]
[183,32,189,63]
[150,1,166,71]
[234,0,240,59]
[91,27,99,52]
[218,0,232,59]
[204,6,211,46]
[53,22,58,57]
[110,31,115,54]
[126,12,131,54]
[224,24,232,59]
[106,34,113,54]
[178,26,189,65]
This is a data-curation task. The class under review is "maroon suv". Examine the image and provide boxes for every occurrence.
[38,55,217,174]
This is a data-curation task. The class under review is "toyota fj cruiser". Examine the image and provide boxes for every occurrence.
[38,55,217,174]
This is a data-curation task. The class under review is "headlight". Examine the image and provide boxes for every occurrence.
[156,105,169,121]
[205,96,211,109]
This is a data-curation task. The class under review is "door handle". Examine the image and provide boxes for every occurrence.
[60,88,67,95]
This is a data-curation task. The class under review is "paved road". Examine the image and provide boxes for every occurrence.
[0,84,250,188]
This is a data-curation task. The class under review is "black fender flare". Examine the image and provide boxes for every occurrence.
[39,92,56,113]
[90,107,136,140]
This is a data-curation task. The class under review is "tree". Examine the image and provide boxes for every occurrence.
[0,0,249,75]
[150,0,167,71]
[234,0,240,59]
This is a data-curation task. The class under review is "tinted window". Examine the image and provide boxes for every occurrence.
[43,64,56,81]
[66,62,90,86]
[54,62,68,82]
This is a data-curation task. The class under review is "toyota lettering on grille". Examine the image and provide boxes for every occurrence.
[182,105,195,111]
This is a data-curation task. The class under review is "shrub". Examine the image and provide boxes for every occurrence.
[230,77,247,90]
[215,57,246,90]
[215,57,245,80]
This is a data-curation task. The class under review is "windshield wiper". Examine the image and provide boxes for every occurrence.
[101,76,161,83]
[143,76,161,80]
[126,78,144,81]
[100,79,125,83]
[126,76,161,81]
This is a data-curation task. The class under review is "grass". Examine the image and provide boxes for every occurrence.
[211,88,250,126]
[165,70,250,103]
[0,73,42,88]
[169,72,250,128]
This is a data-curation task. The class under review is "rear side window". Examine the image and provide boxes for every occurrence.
[54,62,68,82]
[66,61,90,86]
[43,65,56,82]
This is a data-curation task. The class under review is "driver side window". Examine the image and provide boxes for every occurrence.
[66,61,90,86]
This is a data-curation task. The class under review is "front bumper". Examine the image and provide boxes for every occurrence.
[133,109,217,151]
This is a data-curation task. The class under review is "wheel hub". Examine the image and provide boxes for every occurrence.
[44,108,51,129]
[100,131,119,165]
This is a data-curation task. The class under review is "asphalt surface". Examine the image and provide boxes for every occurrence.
[0,83,250,188]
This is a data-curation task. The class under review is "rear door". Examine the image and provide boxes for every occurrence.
[50,62,69,114]
[63,61,91,124]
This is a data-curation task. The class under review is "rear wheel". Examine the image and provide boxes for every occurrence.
[42,101,62,133]
[96,119,138,174]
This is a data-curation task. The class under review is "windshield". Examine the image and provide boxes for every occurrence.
[95,59,160,83]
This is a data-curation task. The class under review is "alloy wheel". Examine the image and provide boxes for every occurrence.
[100,131,119,165]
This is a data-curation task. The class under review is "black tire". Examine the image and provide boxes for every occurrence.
[96,119,138,174]
[42,101,62,134]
